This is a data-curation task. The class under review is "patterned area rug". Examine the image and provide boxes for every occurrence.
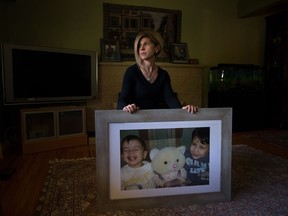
[243,129,288,148]
[35,158,97,216]
[35,145,288,216]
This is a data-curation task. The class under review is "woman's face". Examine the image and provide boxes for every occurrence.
[190,137,209,160]
[138,37,159,61]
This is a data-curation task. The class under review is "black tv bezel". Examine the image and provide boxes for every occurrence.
[1,43,98,105]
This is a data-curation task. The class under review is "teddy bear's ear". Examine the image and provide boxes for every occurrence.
[177,146,186,154]
[150,148,159,160]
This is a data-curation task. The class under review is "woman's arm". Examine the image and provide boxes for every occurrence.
[117,65,140,113]
[162,71,182,108]
[163,70,198,113]
[117,67,133,109]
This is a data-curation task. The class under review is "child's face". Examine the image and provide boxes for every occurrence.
[121,139,147,168]
[190,137,209,160]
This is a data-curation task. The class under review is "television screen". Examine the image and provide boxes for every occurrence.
[1,43,98,105]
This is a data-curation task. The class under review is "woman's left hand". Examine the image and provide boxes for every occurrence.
[182,105,198,113]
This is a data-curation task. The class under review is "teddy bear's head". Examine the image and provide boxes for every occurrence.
[150,146,186,176]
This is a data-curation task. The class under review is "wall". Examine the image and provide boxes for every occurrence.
[0,1,8,42]
[0,1,9,149]
[1,0,267,133]
[3,0,266,66]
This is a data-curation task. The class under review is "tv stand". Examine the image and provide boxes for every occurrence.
[20,105,87,154]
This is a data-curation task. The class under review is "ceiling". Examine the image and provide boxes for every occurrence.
[238,0,288,18]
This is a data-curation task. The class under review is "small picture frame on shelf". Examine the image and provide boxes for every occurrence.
[171,43,189,63]
[100,39,121,61]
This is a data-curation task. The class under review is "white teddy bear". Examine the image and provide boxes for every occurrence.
[150,146,187,188]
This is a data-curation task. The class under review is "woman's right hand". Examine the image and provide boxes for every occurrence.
[123,104,139,114]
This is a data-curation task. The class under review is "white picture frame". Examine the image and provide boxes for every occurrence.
[95,108,232,212]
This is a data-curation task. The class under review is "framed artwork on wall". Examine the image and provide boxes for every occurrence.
[100,39,121,62]
[171,43,189,63]
[103,3,182,61]
[95,108,232,213]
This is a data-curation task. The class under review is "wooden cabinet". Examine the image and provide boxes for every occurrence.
[20,106,87,154]
[160,63,203,107]
[265,11,288,129]
[96,62,203,108]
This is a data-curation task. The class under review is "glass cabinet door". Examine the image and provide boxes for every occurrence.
[58,110,84,136]
[25,112,55,140]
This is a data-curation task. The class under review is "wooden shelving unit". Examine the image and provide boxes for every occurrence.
[20,106,87,154]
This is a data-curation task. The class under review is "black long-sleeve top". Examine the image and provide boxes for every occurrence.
[117,64,182,110]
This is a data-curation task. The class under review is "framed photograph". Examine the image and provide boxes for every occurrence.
[95,108,232,213]
[100,39,121,62]
[103,3,182,61]
[171,43,189,63]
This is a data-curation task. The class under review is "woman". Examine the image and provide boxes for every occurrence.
[117,30,198,114]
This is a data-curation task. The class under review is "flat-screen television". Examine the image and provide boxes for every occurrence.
[1,43,98,105]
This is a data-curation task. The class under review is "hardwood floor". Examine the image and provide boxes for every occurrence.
[0,141,95,216]
[232,130,288,159]
[0,132,287,216]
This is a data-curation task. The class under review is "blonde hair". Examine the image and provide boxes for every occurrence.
[134,30,164,66]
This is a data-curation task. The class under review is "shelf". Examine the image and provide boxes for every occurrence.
[20,106,87,154]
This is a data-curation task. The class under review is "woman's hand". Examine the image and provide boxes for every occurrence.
[123,104,139,114]
[182,105,198,113]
